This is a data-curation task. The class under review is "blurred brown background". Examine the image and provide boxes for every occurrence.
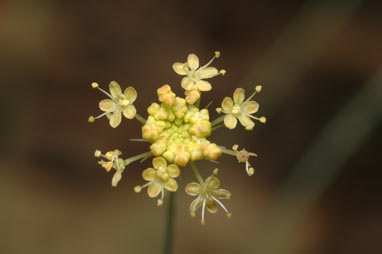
[0,0,381,253]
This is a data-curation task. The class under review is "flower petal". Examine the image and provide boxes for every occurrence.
[241,101,259,114]
[189,196,203,213]
[187,54,199,70]
[233,88,245,105]
[164,178,178,192]
[196,80,212,92]
[142,168,156,181]
[198,67,218,79]
[124,87,137,103]
[147,181,161,198]
[123,105,136,119]
[205,176,220,190]
[109,112,122,128]
[152,157,167,171]
[221,97,233,112]
[211,189,231,200]
[181,77,194,90]
[185,182,201,196]
[109,81,122,98]
[237,113,255,130]
[99,99,116,112]
[111,172,122,187]
[206,199,218,213]
[167,164,180,178]
[172,62,187,75]
[224,114,237,129]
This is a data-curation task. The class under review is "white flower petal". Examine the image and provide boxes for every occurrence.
[109,81,122,98]
[172,62,187,75]
[224,114,237,129]
[237,113,254,130]
[221,97,233,112]
[233,88,245,105]
[147,181,161,198]
[99,99,116,112]
[241,101,259,114]
[181,77,194,90]
[109,112,122,128]
[185,182,201,196]
[124,87,137,103]
[187,54,199,70]
[198,67,218,79]
[123,105,136,119]
[196,80,212,92]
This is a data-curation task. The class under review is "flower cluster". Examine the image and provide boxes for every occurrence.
[89,52,266,225]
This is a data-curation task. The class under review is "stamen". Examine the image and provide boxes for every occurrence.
[88,116,95,123]
[247,114,267,124]
[91,82,99,88]
[95,86,119,104]
[192,195,201,215]
[214,51,220,58]
[213,168,219,175]
[134,185,142,193]
[211,196,230,215]
[219,69,226,76]
[201,199,206,225]
[157,199,163,206]
[245,85,262,102]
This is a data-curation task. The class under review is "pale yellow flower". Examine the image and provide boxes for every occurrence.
[135,157,180,205]
[89,81,137,128]
[172,52,225,104]
[185,174,231,225]
[218,86,266,130]
[95,149,126,187]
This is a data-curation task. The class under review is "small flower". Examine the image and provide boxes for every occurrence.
[217,86,266,130]
[95,149,126,187]
[232,144,257,176]
[172,52,225,104]
[89,81,137,128]
[135,157,180,205]
[186,173,231,225]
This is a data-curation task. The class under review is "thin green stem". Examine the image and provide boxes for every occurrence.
[220,147,238,156]
[135,113,146,124]
[211,115,225,127]
[190,161,204,184]
[163,191,175,254]
[125,151,152,165]
[129,138,150,143]
[212,123,225,132]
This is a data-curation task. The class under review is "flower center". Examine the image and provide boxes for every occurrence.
[232,105,241,114]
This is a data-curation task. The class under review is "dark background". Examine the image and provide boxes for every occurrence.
[0,0,381,253]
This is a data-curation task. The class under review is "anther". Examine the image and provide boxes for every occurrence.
[227,213,232,219]
[88,116,95,123]
[157,199,163,206]
[248,167,255,175]
[255,85,262,93]
[213,168,219,175]
[191,211,196,217]
[214,51,221,58]
[220,69,226,76]
[216,108,222,113]
[201,219,206,226]
[232,144,239,151]
[94,150,101,157]
[91,82,99,88]
[134,186,142,193]
[260,116,266,123]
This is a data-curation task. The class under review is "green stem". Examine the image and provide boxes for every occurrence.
[125,151,152,165]
[212,123,225,132]
[135,114,146,124]
[220,147,238,156]
[163,191,175,254]
[190,161,204,184]
[211,115,225,127]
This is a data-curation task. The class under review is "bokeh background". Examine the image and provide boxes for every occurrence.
[0,0,381,253]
